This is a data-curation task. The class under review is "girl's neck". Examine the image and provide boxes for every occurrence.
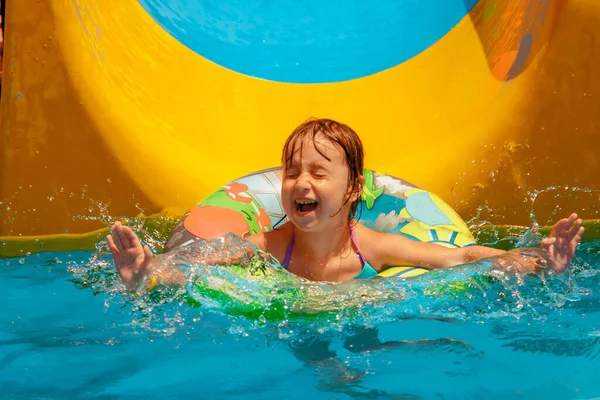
[294,220,352,260]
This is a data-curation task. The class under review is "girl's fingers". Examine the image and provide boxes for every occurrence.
[116,226,131,249]
[566,219,583,243]
[541,237,556,250]
[111,223,125,252]
[124,225,142,247]
[559,216,573,239]
[548,243,556,260]
[550,218,567,239]
[575,226,585,241]
[570,227,585,251]
[143,245,153,260]
[562,214,578,237]
[107,235,119,259]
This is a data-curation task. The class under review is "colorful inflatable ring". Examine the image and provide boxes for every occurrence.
[165,167,477,278]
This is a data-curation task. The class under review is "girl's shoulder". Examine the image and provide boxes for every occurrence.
[247,222,293,264]
[352,221,383,259]
[353,220,381,241]
[352,221,404,270]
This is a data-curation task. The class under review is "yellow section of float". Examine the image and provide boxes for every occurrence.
[1,0,600,248]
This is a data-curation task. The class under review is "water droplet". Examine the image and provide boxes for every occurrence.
[106,178,111,183]
[19,258,25,264]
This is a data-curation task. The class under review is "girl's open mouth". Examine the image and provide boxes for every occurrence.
[295,199,318,213]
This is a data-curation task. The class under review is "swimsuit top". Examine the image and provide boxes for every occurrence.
[281,222,378,280]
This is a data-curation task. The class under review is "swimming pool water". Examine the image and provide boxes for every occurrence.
[1,241,599,399]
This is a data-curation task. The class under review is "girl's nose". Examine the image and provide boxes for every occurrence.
[295,172,311,189]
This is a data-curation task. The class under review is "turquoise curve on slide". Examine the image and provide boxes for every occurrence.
[138,0,480,84]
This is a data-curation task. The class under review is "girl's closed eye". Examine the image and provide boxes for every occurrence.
[310,165,329,179]
[312,171,327,179]
[285,168,299,178]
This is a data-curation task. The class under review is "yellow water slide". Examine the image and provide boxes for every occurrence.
[1,0,599,256]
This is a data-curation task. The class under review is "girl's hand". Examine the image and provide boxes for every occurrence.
[107,221,154,289]
[540,213,585,273]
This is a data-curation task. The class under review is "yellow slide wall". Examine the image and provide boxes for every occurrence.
[1,0,599,256]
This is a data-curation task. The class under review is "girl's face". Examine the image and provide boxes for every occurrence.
[282,134,359,232]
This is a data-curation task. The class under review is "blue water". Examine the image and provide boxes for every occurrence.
[137,0,479,83]
[1,240,599,399]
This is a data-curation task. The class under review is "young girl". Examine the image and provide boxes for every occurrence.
[108,119,585,291]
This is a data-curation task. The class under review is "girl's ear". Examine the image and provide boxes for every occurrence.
[349,175,365,202]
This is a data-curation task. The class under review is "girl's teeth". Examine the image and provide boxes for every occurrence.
[296,200,318,212]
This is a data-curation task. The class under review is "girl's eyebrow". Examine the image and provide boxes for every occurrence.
[311,162,330,170]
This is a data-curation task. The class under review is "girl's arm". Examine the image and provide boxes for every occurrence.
[108,222,258,292]
[370,213,584,273]
[145,233,260,290]
[371,234,500,271]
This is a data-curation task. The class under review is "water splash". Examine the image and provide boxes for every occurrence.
[56,188,599,345]
[65,233,599,342]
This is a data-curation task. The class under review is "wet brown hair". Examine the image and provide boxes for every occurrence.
[282,118,364,219]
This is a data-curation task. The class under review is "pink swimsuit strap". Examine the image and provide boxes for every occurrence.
[282,228,295,268]
[349,222,368,266]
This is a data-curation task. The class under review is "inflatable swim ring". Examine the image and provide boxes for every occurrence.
[166,167,476,278]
